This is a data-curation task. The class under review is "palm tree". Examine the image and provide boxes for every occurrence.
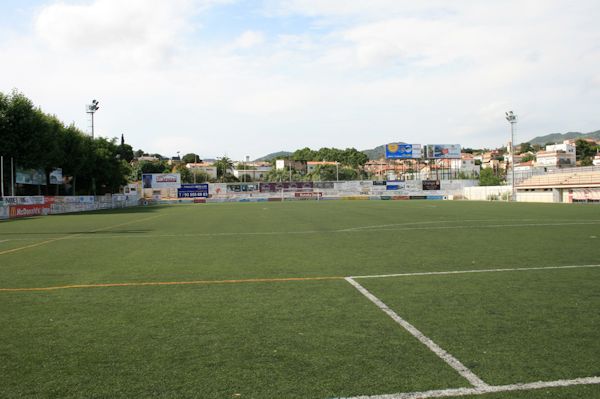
[214,156,234,182]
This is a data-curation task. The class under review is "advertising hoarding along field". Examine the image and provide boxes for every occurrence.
[177,183,209,198]
[259,182,314,193]
[142,173,181,189]
[385,143,422,159]
[422,180,441,190]
[425,144,461,159]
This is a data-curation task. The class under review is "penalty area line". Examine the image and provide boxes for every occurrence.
[349,264,600,280]
[345,277,488,389]
[337,376,600,399]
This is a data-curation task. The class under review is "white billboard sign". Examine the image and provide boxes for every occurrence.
[142,173,181,189]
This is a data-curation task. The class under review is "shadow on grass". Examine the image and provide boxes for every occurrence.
[0,205,173,224]
[72,205,170,215]
[0,229,153,236]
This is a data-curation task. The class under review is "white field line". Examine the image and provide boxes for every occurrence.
[345,277,489,389]
[337,376,600,399]
[350,264,600,280]
[338,219,507,232]
[4,220,599,241]
[366,221,600,233]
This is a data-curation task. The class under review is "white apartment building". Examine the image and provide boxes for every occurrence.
[186,163,218,179]
[534,140,576,168]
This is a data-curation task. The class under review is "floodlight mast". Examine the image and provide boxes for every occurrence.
[86,99,100,138]
[505,111,518,201]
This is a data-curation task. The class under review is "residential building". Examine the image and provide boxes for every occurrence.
[232,163,272,181]
[534,150,575,168]
[275,159,307,173]
[186,163,218,179]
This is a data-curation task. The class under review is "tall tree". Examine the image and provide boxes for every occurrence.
[214,156,234,181]
[182,153,201,164]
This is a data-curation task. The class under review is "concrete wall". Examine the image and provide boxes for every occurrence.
[516,191,555,203]
[463,185,511,201]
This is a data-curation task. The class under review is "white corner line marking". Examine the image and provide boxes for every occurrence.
[336,376,600,399]
[349,264,600,280]
[344,277,489,389]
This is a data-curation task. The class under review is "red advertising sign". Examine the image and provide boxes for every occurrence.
[9,204,51,218]
[295,192,322,198]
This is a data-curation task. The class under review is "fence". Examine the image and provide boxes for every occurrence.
[0,195,139,220]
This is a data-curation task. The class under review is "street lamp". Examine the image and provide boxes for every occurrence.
[86,99,100,138]
[505,111,518,201]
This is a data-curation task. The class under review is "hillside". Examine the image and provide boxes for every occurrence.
[528,130,600,145]
[253,151,292,162]
[361,145,387,160]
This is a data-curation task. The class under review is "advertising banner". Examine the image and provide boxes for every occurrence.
[259,182,314,193]
[314,182,334,189]
[295,192,322,198]
[15,167,47,185]
[425,144,461,159]
[142,173,181,189]
[49,168,63,184]
[227,183,259,193]
[422,180,441,190]
[386,182,406,190]
[177,183,209,198]
[9,204,51,218]
[385,143,422,159]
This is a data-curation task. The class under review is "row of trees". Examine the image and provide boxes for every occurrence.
[0,90,133,195]
[289,147,369,168]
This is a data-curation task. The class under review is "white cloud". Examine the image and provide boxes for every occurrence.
[33,0,214,65]
[0,0,599,159]
[232,30,265,49]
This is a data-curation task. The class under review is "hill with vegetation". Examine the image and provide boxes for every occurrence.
[527,130,600,145]
[253,151,292,162]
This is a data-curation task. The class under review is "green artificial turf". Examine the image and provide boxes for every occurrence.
[359,267,600,385]
[1,200,599,398]
[1,281,468,398]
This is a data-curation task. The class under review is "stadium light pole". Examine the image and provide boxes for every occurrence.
[86,99,100,138]
[245,155,250,184]
[505,111,518,201]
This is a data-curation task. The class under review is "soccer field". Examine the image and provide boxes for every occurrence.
[1,200,599,399]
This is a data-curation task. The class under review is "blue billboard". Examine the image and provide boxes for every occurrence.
[385,143,421,159]
[177,183,209,198]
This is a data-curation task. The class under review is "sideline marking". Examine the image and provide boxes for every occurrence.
[0,214,163,256]
[350,264,600,280]
[345,277,488,388]
[338,376,600,399]
[0,276,344,292]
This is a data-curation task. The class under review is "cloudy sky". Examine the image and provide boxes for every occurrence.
[1,0,599,160]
